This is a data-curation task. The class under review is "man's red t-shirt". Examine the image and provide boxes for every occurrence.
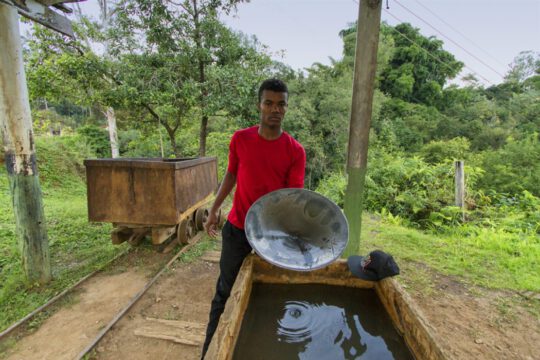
[227,125,306,229]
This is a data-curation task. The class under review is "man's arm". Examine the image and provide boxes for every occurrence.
[204,170,237,237]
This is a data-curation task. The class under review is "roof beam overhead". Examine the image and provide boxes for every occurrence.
[0,0,75,37]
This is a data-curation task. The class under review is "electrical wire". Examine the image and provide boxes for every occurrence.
[350,0,495,85]
[410,0,509,69]
[393,0,506,80]
[384,9,495,86]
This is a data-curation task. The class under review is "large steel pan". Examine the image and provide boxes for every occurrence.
[245,188,349,271]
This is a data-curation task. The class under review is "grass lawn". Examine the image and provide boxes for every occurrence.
[359,214,540,292]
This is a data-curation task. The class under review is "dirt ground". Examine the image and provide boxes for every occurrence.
[1,239,538,360]
[400,264,539,360]
[2,271,149,360]
[91,257,219,360]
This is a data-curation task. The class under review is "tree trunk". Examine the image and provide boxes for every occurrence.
[192,0,208,157]
[199,114,208,157]
[0,4,51,284]
[104,106,119,158]
[165,126,180,158]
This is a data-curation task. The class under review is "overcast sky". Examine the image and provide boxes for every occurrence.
[220,0,540,86]
[54,0,540,86]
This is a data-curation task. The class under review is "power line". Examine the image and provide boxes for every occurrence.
[393,0,506,80]
[410,0,509,69]
[351,0,495,86]
[384,9,495,86]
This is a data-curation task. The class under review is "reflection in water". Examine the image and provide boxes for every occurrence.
[277,301,359,359]
[233,284,413,360]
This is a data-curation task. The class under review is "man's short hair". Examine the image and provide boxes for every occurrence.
[258,79,288,103]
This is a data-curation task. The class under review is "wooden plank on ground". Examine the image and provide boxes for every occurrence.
[133,318,206,346]
[201,250,221,263]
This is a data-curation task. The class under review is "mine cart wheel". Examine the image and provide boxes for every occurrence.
[177,219,189,245]
[194,207,209,231]
[186,218,196,240]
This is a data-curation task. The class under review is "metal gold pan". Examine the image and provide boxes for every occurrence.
[245,188,349,271]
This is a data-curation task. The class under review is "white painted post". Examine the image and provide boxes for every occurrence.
[455,160,465,221]
[104,107,119,158]
[0,3,51,284]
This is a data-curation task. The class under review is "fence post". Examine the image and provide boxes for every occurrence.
[455,160,465,221]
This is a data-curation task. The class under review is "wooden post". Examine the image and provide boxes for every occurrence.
[455,160,465,221]
[343,0,382,257]
[0,3,51,284]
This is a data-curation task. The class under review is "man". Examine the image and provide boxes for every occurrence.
[201,78,306,358]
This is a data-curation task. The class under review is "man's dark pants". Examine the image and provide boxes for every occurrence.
[201,221,252,359]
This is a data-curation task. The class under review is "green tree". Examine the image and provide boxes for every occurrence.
[380,23,463,106]
[505,50,540,83]
[111,0,272,156]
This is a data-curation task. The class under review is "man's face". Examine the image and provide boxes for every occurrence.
[258,90,288,129]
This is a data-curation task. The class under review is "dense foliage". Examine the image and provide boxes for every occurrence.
[18,8,539,285]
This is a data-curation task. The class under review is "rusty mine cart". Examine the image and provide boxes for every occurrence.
[84,157,224,252]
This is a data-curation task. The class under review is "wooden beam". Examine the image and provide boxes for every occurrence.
[39,0,84,7]
[51,3,73,14]
[0,3,51,284]
[151,225,177,245]
[0,0,74,37]
[206,256,254,360]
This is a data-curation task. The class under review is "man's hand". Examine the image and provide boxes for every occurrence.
[204,210,219,238]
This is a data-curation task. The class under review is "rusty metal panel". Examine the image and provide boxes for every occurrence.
[84,158,217,226]
[174,158,217,216]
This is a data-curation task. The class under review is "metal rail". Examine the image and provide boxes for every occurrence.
[0,247,132,341]
[76,232,206,359]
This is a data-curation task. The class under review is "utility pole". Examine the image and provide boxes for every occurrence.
[343,0,382,257]
[0,3,51,283]
[0,0,78,283]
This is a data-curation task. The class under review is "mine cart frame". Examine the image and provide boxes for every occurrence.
[84,157,224,252]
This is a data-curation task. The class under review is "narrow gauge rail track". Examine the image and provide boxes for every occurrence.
[0,247,132,341]
[0,232,206,359]
[76,232,206,359]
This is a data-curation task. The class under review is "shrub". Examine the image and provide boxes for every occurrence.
[315,147,483,228]
[76,125,111,158]
[35,135,95,189]
[475,134,540,196]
